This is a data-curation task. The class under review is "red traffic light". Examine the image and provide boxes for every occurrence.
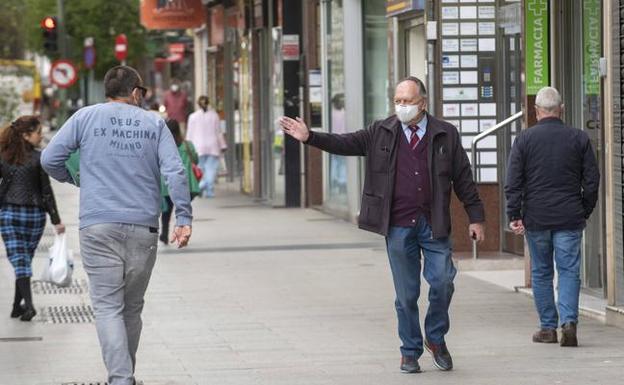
[41,16,57,31]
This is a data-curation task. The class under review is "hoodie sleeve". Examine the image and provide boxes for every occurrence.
[41,112,81,184]
[158,119,193,227]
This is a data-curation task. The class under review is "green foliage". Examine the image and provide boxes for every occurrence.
[0,86,20,126]
[23,0,150,77]
[0,0,28,59]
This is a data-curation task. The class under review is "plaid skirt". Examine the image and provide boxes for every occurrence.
[0,204,46,278]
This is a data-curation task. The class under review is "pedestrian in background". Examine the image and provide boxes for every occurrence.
[279,77,485,374]
[163,80,188,133]
[160,118,200,245]
[505,86,600,347]
[42,65,193,385]
[186,95,226,198]
[0,116,65,322]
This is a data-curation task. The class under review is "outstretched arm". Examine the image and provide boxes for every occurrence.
[279,116,372,156]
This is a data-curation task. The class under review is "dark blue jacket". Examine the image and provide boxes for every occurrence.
[504,117,600,231]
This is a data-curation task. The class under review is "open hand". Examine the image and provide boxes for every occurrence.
[279,116,310,142]
[171,225,192,248]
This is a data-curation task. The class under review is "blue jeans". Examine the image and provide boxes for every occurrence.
[198,155,220,197]
[525,229,582,329]
[386,216,456,358]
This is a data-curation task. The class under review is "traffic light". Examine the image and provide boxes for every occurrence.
[41,16,58,55]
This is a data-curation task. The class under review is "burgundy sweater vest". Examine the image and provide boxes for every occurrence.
[390,130,432,227]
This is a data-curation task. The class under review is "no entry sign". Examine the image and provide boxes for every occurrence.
[115,34,128,62]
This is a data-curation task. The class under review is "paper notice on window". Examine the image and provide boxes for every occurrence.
[443,71,460,85]
[460,6,477,19]
[461,55,478,68]
[478,22,496,35]
[442,55,460,68]
[479,38,496,51]
[461,103,479,117]
[462,119,479,133]
[460,22,477,36]
[480,103,497,116]
[480,119,497,130]
[443,103,461,117]
[442,22,459,36]
[460,71,479,84]
[478,6,496,19]
[442,6,459,19]
[443,87,479,101]
[460,39,478,52]
[442,39,460,52]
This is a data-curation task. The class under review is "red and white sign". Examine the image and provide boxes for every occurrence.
[114,34,128,62]
[282,34,300,61]
[50,60,78,88]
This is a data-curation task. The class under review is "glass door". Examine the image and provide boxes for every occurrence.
[554,0,606,296]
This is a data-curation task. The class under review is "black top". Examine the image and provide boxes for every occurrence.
[504,117,600,231]
[0,149,61,225]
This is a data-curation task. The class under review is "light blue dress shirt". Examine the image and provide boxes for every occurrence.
[401,114,428,144]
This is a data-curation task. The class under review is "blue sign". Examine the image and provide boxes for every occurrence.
[84,46,96,69]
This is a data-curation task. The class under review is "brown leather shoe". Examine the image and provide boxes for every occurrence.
[560,322,578,347]
[532,328,558,343]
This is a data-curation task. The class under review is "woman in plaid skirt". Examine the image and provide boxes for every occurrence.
[0,116,64,321]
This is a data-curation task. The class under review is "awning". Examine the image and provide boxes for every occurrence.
[386,0,425,17]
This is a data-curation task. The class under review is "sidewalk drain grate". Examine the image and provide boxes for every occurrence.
[32,279,89,295]
[39,305,95,324]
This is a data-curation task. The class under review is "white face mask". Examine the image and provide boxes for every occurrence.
[395,104,420,124]
[171,84,180,92]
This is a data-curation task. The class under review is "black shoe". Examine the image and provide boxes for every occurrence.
[400,356,422,373]
[10,304,25,318]
[424,340,453,371]
[20,307,36,322]
[560,322,578,347]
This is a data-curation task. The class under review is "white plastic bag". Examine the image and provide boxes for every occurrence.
[40,233,74,287]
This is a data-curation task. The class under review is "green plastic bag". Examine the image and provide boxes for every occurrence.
[65,151,80,187]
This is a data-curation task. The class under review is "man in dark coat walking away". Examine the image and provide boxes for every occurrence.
[279,77,485,374]
[505,86,600,347]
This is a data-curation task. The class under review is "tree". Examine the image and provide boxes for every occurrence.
[0,0,28,59]
[23,0,150,78]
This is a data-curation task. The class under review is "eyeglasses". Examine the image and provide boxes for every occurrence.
[134,86,148,98]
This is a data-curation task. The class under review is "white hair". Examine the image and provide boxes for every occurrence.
[535,87,563,112]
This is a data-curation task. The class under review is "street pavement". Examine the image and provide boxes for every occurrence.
[0,180,623,385]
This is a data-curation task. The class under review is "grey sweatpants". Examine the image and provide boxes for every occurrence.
[80,223,158,385]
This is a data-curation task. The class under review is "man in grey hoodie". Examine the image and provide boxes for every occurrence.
[42,66,193,385]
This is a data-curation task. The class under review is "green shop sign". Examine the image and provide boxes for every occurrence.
[525,0,549,95]
[583,0,601,96]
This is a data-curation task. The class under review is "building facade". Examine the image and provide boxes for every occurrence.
[187,0,624,327]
